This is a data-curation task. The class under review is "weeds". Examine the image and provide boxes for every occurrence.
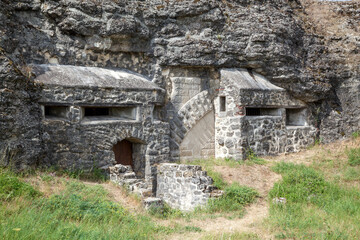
[268,162,360,239]
[351,131,360,139]
[206,183,258,213]
[246,149,267,165]
[148,203,184,219]
[0,177,175,240]
[343,167,360,181]
[0,169,41,201]
[347,147,360,166]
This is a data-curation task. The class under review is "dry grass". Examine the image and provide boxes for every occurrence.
[23,175,66,197]
[265,137,360,188]
[16,137,360,240]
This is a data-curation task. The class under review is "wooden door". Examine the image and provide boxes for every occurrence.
[113,140,133,167]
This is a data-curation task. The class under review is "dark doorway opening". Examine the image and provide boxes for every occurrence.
[113,140,133,167]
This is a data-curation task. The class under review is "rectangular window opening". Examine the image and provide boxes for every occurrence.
[246,107,281,117]
[220,96,226,112]
[84,107,109,117]
[82,106,137,121]
[286,108,307,126]
[44,106,68,119]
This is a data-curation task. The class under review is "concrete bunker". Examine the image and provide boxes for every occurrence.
[33,64,170,194]
[215,68,316,159]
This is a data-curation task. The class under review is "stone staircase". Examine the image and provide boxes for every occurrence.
[109,164,153,197]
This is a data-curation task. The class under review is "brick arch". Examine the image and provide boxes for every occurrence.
[169,90,214,160]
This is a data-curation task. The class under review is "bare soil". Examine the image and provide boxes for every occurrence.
[162,164,281,240]
[25,137,360,239]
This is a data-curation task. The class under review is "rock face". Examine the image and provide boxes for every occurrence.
[0,52,42,169]
[0,0,359,168]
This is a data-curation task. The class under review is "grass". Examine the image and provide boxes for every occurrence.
[201,232,260,240]
[268,162,360,239]
[0,172,203,240]
[2,137,360,239]
[343,167,360,181]
[347,147,360,166]
[0,169,41,201]
[206,183,258,213]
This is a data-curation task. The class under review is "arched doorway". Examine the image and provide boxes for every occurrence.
[113,140,133,167]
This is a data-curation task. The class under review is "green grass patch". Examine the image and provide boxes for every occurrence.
[0,169,41,201]
[206,183,258,213]
[343,167,360,181]
[347,147,360,166]
[270,163,326,203]
[351,131,360,139]
[0,178,179,239]
[148,203,184,219]
[245,149,267,165]
[268,162,360,239]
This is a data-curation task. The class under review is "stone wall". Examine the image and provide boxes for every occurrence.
[37,68,171,190]
[156,163,219,211]
[0,54,42,170]
[1,0,359,169]
[215,69,317,160]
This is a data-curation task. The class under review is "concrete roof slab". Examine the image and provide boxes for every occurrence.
[33,64,162,91]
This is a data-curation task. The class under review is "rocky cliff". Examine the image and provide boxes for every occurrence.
[0,0,359,168]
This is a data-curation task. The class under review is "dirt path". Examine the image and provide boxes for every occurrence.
[163,164,281,239]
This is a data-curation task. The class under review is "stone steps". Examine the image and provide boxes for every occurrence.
[109,164,151,198]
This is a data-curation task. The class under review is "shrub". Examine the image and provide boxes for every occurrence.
[348,147,360,166]
[0,169,41,201]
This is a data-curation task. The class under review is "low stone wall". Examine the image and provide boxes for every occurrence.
[156,163,221,211]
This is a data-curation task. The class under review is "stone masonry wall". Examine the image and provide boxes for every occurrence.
[215,72,317,160]
[163,68,219,161]
[1,0,359,170]
[156,163,219,211]
[39,83,170,190]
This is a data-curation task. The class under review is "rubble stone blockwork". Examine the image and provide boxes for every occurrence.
[34,64,170,191]
[0,0,360,208]
[156,163,219,211]
[215,69,317,159]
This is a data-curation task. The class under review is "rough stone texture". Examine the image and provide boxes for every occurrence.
[0,0,359,167]
[0,53,42,170]
[156,163,220,211]
[162,67,219,161]
[109,164,152,197]
[35,65,170,191]
[215,69,316,159]
[143,197,164,210]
